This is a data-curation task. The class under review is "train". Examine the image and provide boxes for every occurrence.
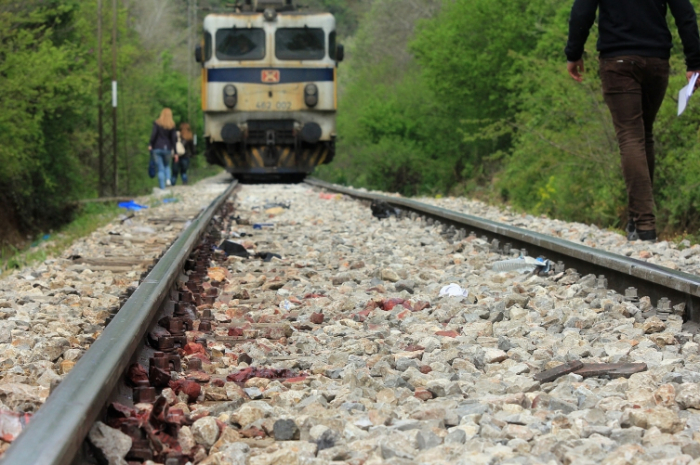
[195,0,343,180]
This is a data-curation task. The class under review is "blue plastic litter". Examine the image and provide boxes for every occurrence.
[253,223,275,230]
[30,235,51,248]
[118,201,148,211]
[162,198,178,204]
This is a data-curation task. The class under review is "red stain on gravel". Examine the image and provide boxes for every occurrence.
[379,298,413,311]
[283,376,308,385]
[107,400,184,462]
[404,345,425,352]
[169,379,202,403]
[126,363,150,387]
[240,426,266,438]
[413,301,431,311]
[304,293,325,299]
[183,342,207,357]
[397,310,411,320]
[435,330,459,338]
[228,327,244,337]
[0,411,31,442]
[353,307,372,321]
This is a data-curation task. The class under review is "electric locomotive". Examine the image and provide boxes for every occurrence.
[195,0,343,180]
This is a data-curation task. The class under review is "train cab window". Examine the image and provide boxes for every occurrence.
[275,28,325,60]
[216,28,265,61]
[329,31,337,60]
[204,32,213,61]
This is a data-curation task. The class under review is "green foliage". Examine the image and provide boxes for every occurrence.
[322,0,700,236]
[0,0,200,248]
[0,0,94,234]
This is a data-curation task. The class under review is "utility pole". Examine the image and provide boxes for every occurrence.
[112,0,118,195]
[187,0,192,127]
[193,0,198,140]
[97,0,104,197]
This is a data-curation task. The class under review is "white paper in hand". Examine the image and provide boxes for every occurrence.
[678,73,699,116]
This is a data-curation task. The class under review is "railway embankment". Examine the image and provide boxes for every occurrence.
[3,181,700,465]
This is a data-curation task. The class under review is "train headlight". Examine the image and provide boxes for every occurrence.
[223,85,237,108]
[304,84,318,108]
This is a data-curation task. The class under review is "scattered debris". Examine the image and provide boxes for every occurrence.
[534,360,584,383]
[0,410,31,443]
[219,240,249,258]
[117,201,148,211]
[535,361,647,383]
[492,256,550,273]
[439,283,469,298]
[370,199,400,219]
[226,368,305,384]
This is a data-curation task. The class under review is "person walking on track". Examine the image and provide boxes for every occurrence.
[565,0,700,242]
[149,108,178,190]
[172,123,195,186]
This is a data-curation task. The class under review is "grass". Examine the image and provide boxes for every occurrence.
[0,202,121,277]
[0,166,226,277]
[187,162,225,185]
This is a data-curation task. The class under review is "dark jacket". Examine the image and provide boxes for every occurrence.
[565,0,700,70]
[182,139,195,158]
[149,121,177,151]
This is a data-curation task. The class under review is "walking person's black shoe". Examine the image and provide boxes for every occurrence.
[626,218,657,242]
[637,229,657,242]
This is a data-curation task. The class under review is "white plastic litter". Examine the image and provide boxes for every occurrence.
[279,300,296,311]
[492,256,545,273]
[439,283,469,298]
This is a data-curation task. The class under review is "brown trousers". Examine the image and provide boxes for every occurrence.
[600,56,669,231]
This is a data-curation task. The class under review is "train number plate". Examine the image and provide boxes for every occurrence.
[256,101,291,110]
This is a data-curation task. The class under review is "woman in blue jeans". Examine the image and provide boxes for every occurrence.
[148,108,177,190]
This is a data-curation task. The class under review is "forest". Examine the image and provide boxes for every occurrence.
[0,0,203,248]
[2,0,700,253]
[319,0,700,239]
[0,0,361,251]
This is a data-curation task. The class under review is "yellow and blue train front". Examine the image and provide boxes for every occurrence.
[204,66,337,175]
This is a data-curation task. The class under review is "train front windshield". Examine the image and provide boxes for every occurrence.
[216,28,266,60]
[275,28,325,60]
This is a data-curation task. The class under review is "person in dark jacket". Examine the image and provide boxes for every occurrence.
[148,108,178,190]
[172,123,195,186]
[565,0,700,242]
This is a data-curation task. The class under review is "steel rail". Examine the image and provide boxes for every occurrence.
[1,180,237,465]
[306,178,700,323]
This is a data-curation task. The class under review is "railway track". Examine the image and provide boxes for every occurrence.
[305,178,700,328]
[1,179,238,464]
[2,179,700,464]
